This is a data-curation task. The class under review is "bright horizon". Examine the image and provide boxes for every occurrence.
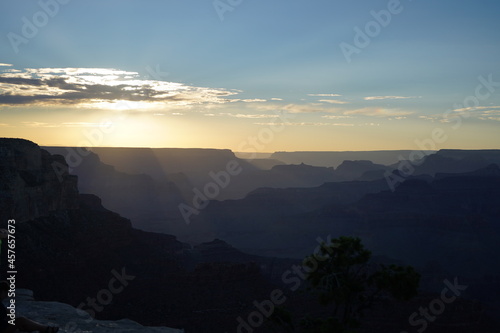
[1,0,500,151]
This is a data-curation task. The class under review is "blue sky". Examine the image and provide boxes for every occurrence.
[0,0,499,150]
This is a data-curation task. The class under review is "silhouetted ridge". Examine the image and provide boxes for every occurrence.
[0,139,79,223]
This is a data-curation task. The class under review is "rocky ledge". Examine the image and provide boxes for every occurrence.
[9,289,183,333]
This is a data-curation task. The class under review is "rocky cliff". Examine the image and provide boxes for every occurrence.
[0,138,79,223]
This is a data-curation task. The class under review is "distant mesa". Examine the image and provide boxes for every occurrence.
[270,150,435,168]
[334,160,391,181]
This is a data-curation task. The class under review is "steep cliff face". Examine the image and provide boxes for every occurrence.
[0,139,79,223]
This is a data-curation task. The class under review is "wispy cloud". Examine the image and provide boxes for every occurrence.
[419,106,500,123]
[0,63,13,67]
[363,96,420,101]
[220,113,279,118]
[21,121,112,128]
[230,98,267,103]
[344,107,414,117]
[419,115,437,121]
[451,105,500,122]
[308,93,342,97]
[319,99,348,105]
[0,66,238,110]
[331,123,355,126]
[22,122,59,128]
[453,105,500,113]
[62,122,109,127]
[322,115,352,119]
[281,103,342,114]
[271,98,283,101]
[254,122,354,127]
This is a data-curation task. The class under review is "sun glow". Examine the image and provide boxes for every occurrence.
[81,100,164,111]
[94,114,172,147]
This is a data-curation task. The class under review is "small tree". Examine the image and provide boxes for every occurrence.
[270,236,420,332]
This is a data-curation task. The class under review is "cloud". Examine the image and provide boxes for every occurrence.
[419,106,500,123]
[331,123,355,126]
[322,115,352,119]
[230,98,267,103]
[0,66,238,110]
[453,105,500,113]
[308,93,342,97]
[253,122,354,127]
[344,107,414,117]
[363,96,420,101]
[419,115,437,121]
[218,113,279,118]
[250,103,325,113]
[451,105,500,121]
[21,122,59,128]
[319,99,348,105]
[271,98,283,101]
[20,121,112,128]
[0,63,13,67]
[282,103,342,114]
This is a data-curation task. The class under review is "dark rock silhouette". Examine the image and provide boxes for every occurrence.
[2,140,499,331]
[0,139,78,223]
[412,149,500,176]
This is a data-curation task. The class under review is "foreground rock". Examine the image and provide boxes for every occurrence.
[11,289,184,333]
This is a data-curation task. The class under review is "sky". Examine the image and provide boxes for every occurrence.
[0,0,499,152]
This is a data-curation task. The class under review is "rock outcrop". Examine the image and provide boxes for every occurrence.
[9,289,183,333]
[0,139,79,223]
